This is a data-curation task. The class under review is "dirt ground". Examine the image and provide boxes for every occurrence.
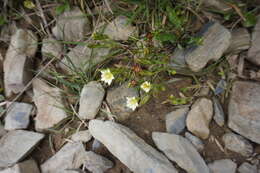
[29,78,252,173]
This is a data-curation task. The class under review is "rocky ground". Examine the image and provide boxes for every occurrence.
[0,0,260,173]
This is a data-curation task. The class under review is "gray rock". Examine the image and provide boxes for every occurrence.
[89,120,178,173]
[4,29,37,97]
[33,78,68,131]
[185,22,231,72]
[0,159,40,173]
[0,123,7,138]
[52,7,91,42]
[170,49,187,70]
[59,43,110,73]
[198,86,210,97]
[228,81,260,144]
[227,28,250,53]
[201,0,232,12]
[213,97,225,127]
[247,16,260,66]
[41,142,86,173]
[222,132,253,157]
[58,170,84,173]
[152,132,209,173]
[41,37,63,59]
[0,130,44,168]
[4,102,33,130]
[104,16,137,41]
[185,132,205,152]
[238,162,257,173]
[78,81,105,120]
[186,98,213,139]
[71,130,92,143]
[165,107,189,134]
[92,139,102,150]
[214,79,227,95]
[208,159,237,173]
[106,83,139,121]
[83,151,113,173]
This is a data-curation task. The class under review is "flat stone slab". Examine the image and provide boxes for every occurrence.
[33,78,68,131]
[185,22,231,72]
[41,37,63,59]
[78,81,105,120]
[0,159,40,173]
[185,132,204,152]
[227,28,250,53]
[4,102,33,130]
[0,130,44,168]
[89,120,178,173]
[228,81,260,144]
[152,132,209,173]
[208,159,237,173]
[41,142,86,173]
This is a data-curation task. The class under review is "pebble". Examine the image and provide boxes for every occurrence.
[238,162,257,173]
[71,130,92,143]
[41,37,63,59]
[89,120,178,173]
[227,28,250,53]
[212,97,225,127]
[152,132,209,173]
[185,132,205,152]
[208,159,237,173]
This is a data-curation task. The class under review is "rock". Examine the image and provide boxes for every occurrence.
[41,37,63,59]
[228,81,260,144]
[89,120,178,173]
[71,130,92,142]
[201,0,232,12]
[227,28,250,53]
[184,22,231,72]
[208,159,237,173]
[52,7,90,42]
[198,86,210,97]
[213,97,225,126]
[59,43,110,73]
[222,132,253,157]
[186,98,213,139]
[0,130,44,168]
[0,159,40,173]
[83,151,113,173]
[165,107,189,134]
[4,29,37,97]
[41,142,86,173]
[106,83,139,121]
[78,81,105,120]
[104,16,137,41]
[92,139,102,150]
[0,123,7,138]
[214,79,227,95]
[170,49,187,70]
[33,78,68,131]
[4,102,32,130]
[247,16,260,66]
[58,170,84,173]
[152,132,209,173]
[238,162,257,173]
[185,132,204,152]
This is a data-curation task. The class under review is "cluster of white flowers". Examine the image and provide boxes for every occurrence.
[100,69,152,111]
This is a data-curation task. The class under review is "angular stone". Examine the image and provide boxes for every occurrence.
[170,49,186,70]
[59,44,110,73]
[52,7,91,42]
[208,159,237,173]
[104,16,137,41]
[41,37,63,59]
[4,29,37,97]
[238,162,257,173]
[41,142,86,173]
[106,83,139,121]
[185,22,231,72]
[0,159,40,173]
[4,102,32,130]
[78,81,105,120]
[222,132,253,157]
[83,151,113,172]
[185,132,204,152]
[247,16,260,66]
[89,120,177,173]
[165,107,189,134]
[186,98,213,139]
[0,130,44,168]
[152,132,209,173]
[71,130,92,143]
[33,78,68,131]
[213,97,225,127]
[228,81,260,144]
[227,28,250,53]
[201,0,232,12]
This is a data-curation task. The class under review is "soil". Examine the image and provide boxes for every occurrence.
[30,78,249,173]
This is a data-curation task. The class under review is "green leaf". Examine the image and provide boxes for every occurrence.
[55,2,70,15]
[139,95,150,106]
[154,33,176,43]
[23,0,35,9]
[243,12,257,27]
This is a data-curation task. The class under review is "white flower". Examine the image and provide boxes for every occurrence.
[101,69,114,85]
[141,81,151,93]
[126,97,138,111]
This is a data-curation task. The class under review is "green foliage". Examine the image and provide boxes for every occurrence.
[55,0,70,15]
[168,95,191,105]
[243,12,257,27]
[0,15,6,26]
